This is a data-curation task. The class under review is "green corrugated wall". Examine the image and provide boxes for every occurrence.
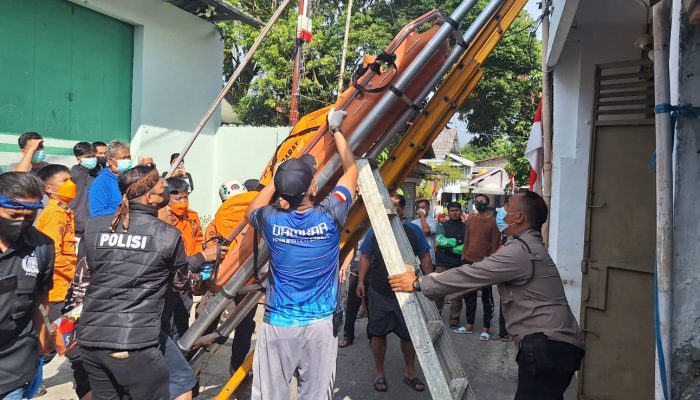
[0,0,134,143]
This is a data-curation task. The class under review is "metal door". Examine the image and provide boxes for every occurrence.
[579,60,656,400]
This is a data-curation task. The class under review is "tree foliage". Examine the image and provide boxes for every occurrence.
[220,0,541,184]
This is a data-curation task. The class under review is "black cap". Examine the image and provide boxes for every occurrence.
[274,155,316,204]
[244,179,260,191]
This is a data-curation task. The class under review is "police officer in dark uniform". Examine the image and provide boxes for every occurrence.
[0,172,54,400]
[77,166,219,400]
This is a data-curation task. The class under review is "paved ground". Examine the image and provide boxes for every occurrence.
[43,292,575,400]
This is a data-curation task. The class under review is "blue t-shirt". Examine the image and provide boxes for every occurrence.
[250,186,352,327]
[89,168,122,217]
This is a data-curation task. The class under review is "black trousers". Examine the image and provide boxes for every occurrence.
[343,273,363,340]
[514,334,585,400]
[81,345,169,400]
[464,286,494,328]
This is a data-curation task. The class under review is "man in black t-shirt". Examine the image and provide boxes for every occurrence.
[0,172,54,399]
[356,194,433,393]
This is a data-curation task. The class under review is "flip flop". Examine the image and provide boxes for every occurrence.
[453,326,471,334]
[374,377,388,392]
[338,337,354,348]
[480,332,491,341]
[403,376,426,392]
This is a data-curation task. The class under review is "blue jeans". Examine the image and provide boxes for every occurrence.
[0,387,24,400]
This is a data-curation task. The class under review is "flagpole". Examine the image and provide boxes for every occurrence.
[540,0,553,245]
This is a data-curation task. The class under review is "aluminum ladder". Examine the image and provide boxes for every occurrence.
[357,158,476,400]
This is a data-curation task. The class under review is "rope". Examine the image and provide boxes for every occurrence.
[649,103,700,172]
[654,103,700,127]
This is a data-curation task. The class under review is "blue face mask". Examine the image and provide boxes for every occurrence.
[32,150,46,164]
[115,159,132,173]
[495,207,511,232]
[80,157,98,170]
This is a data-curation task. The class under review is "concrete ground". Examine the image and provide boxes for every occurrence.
[42,292,562,400]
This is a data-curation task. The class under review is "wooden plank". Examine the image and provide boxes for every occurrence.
[599,81,655,90]
[594,119,655,127]
[598,98,653,107]
[597,107,652,115]
[599,71,654,81]
[598,89,654,99]
[598,59,652,69]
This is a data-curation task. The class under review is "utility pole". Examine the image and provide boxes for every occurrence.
[289,0,312,126]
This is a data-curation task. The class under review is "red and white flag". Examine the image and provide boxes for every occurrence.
[526,101,543,193]
[297,0,312,42]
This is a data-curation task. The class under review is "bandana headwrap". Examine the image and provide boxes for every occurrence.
[111,168,161,232]
[0,195,44,210]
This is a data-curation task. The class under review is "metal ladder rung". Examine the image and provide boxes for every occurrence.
[450,378,469,399]
[358,158,475,400]
[427,320,445,342]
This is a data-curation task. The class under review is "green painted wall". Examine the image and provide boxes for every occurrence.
[0,0,134,143]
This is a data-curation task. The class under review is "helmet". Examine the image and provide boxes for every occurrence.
[219,179,247,202]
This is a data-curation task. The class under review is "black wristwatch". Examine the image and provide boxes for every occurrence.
[412,278,421,292]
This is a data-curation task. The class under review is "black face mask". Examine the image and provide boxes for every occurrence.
[157,191,170,210]
[0,217,33,243]
[97,156,108,167]
[475,202,488,212]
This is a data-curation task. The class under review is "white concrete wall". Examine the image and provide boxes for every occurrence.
[549,25,643,320]
[671,16,700,397]
[68,0,224,216]
[207,126,288,217]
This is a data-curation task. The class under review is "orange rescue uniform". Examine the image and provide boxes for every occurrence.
[36,199,77,302]
[205,191,259,241]
[159,206,204,256]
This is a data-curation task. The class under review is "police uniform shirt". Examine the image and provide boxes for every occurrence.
[419,228,584,349]
[0,227,54,394]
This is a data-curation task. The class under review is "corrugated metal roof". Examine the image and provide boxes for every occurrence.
[167,0,263,27]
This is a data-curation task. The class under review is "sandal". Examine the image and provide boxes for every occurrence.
[403,376,426,392]
[373,377,388,392]
[480,331,491,341]
[500,334,514,342]
[453,326,470,334]
[338,337,354,348]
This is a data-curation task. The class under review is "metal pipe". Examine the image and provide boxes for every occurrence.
[165,0,294,178]
[365,0,505,160]
[541,1,553,245]
[178,245,269,352]
[652,1,673,399]
[188,289,264,375]
[337,0,354,93]
[317,0,487,187]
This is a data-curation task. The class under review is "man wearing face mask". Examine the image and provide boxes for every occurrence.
[36,165,78,319]
[0,172,54,400]
[88,140,132,218]
[77,166,221,400]
[9,132,49,174]
[92,142,108,168]
[158,178,203,341]
[69,142,101,239]
[458,193,501,340]
[389,190,585,400]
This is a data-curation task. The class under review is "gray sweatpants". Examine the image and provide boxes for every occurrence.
[252,317,337,400]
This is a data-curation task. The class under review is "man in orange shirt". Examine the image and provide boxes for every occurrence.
[206,178,261,375]
[158,178,204,343]
[36,164,77,318]
[159,178,204,257]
